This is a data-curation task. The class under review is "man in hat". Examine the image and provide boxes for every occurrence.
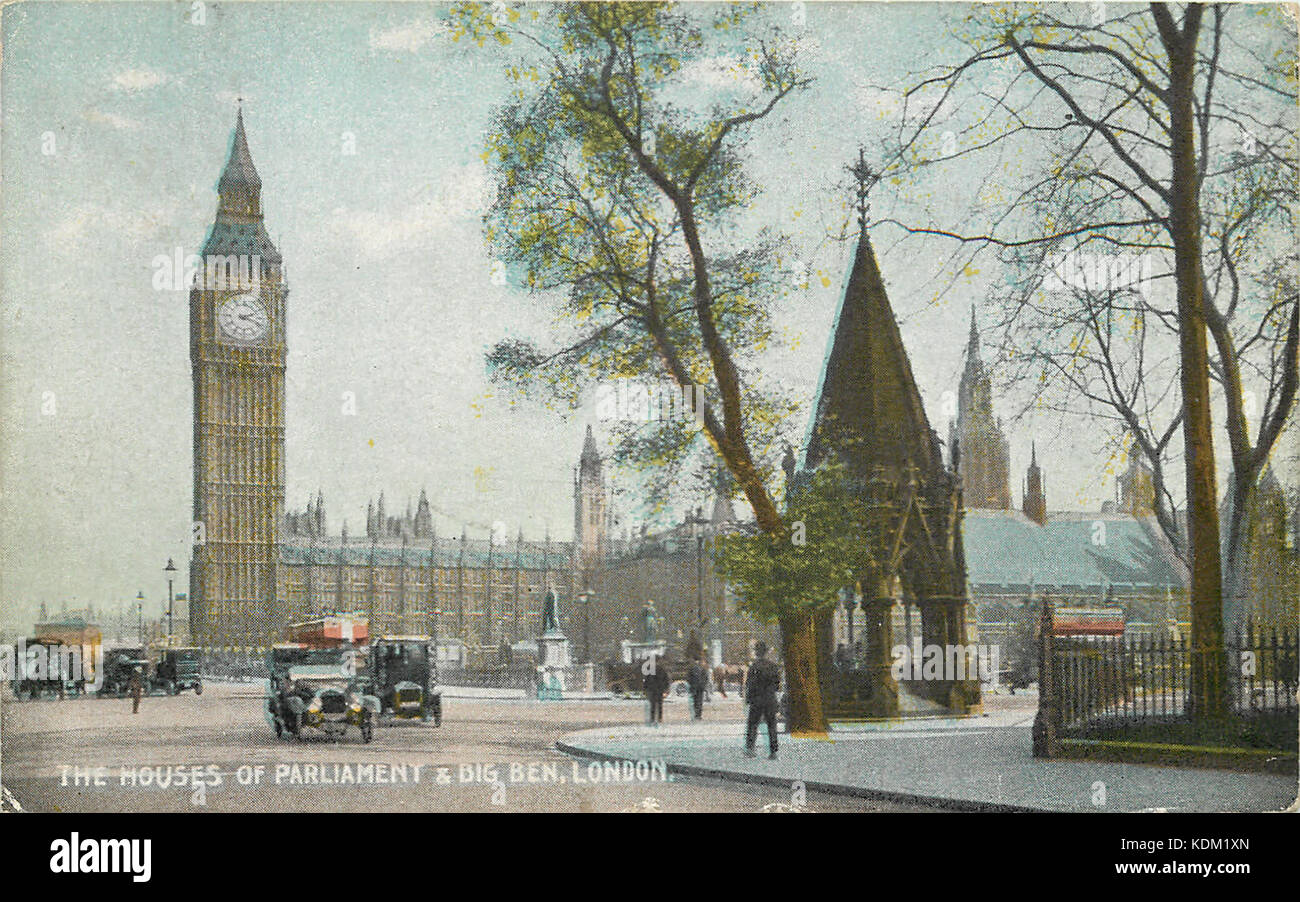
[128,666,144,714]
[744,641,781,759]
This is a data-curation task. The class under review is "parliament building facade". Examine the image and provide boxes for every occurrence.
[188,112,774,663]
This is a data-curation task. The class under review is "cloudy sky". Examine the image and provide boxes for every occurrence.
[1,1,1294,628]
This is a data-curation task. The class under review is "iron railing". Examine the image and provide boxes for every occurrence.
[1051,623,1298,730]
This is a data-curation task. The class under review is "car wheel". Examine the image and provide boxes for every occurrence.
[195,684,203,696]
[360,715,374,744]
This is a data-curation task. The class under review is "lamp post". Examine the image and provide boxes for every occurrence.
[164,558,177,648]
[578,592,590,664]
[136,591,144,646]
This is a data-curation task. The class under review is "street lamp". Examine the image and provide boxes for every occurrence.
[164,558,177,648]
[136,591,144,646]
[578,592,590,664]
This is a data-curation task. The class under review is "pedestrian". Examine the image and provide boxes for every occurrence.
[643,653,670,725]
[687,656,709,720]
[128,666,144,715]
[745,641,780,759]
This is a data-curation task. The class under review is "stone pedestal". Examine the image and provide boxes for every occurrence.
[536,631,572,700]
[709,640,723,669]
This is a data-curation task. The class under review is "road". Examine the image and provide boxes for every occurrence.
[1,683,938,813]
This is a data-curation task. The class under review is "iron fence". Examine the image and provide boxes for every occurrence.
[1051,623,1298,730]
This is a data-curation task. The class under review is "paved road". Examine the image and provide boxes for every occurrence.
[0,684,936,813]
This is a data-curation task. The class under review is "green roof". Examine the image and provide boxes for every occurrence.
[963,510,1185,593]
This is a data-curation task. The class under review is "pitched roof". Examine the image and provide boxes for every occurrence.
[801,231,940,476]
[963,509,1186,593]
[218,107,262,194]
[280,537,574,570]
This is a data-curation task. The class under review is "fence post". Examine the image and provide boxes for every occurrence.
[1032,599,1060,758]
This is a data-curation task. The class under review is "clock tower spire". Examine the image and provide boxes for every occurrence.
[190,107,288,654]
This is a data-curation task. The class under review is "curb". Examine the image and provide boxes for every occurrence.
[555,739,1043,813]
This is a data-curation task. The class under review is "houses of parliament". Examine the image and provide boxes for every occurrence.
[188,111,774,662]
[188,110,1291,662]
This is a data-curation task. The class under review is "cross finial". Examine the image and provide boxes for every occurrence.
[847,147,878,230]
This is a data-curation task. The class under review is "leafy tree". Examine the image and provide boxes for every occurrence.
[713,459,872,626]
[449,2,836,731]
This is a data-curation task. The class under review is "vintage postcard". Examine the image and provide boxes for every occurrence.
[1,0,1297,872]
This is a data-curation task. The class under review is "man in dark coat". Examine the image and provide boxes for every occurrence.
[687,656,710,720]
[643,654,670,725]
[745,641,781,759]
[128,667,144,714]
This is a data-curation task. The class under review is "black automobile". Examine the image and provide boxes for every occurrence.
[10,638,85,699]
[370,636,442,726]
[265,644,380,742]
[99,647,149,697]
[153,647,203,695]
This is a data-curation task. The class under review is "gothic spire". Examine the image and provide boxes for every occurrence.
[581,424,600,462]
[219,106,262,197]
[802,191,939,477]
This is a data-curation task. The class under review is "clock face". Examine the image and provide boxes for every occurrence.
[216,294,269,344]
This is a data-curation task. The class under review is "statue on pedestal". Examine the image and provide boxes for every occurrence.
[541,590,560,634]
[641,600,658,643]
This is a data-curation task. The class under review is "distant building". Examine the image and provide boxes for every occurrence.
[951,307,1012,510]
[1222,464,1297,632]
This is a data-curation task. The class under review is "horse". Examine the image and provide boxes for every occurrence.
[712,663,747,698]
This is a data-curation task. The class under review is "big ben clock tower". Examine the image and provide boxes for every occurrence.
[189,107,287,652]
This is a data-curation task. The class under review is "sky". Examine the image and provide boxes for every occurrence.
[2,1,1296,628]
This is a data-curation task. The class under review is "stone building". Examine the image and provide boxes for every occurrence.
[1222,464,1298,632]
[582,497,779,666]
[951,308,1012,510]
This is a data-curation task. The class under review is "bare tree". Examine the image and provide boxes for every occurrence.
[877,3,1298,719]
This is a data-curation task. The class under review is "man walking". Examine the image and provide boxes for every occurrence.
[745,641,780,759]
[128,666,144,715]
[643,653,670,725]
[687,655,710,720]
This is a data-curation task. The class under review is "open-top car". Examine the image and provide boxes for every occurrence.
[370,635,441,726]
[265,644,380,742]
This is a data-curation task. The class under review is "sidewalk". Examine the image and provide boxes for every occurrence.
[557,708,1299,812]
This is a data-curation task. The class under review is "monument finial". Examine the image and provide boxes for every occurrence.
[848,147,879,230]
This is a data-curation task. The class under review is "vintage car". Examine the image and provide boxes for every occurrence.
[10,638,87,699]
[99,646,150,697]
[153,647,203,695]
[370,635,442,726]
[265,645,380,742]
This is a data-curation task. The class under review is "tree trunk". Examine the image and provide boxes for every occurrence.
[1162,7,1228,720]
[779,607,829,736]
